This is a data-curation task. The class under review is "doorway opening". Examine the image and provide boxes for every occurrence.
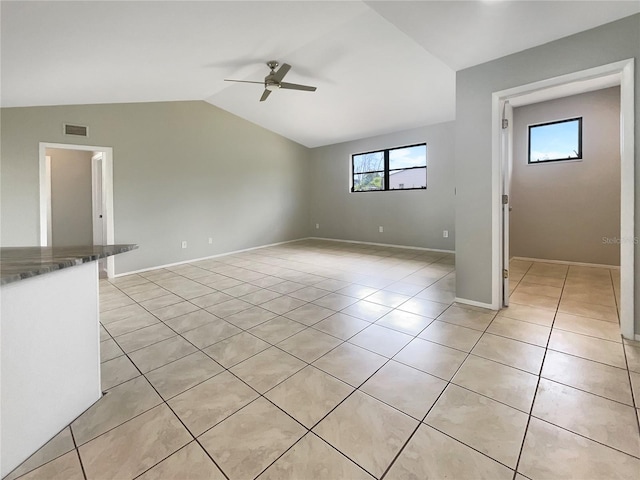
[492,58,635,339]
[39,143,115,278]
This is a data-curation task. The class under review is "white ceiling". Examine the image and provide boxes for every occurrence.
[2,1,638,147]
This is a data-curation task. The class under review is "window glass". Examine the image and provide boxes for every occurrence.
[351,143,426,192]
[389,144,427,170]
[529,118,582,163]
[389,168,426,190]
[353,152,384,173]
[353,172,384,191]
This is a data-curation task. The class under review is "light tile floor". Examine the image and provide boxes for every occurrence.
[6,241,640,479]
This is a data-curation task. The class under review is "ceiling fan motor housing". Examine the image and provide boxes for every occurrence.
[265,80,280,91]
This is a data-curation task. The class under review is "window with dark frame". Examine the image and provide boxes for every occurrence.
[351,143,426,192]
[528,117,582,164]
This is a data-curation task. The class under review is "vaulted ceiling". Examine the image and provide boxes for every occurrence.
[2,1,638,147]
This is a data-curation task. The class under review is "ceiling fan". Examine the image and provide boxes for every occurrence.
[224,61,317,102]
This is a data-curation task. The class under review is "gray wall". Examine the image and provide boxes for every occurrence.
[454,13,639,326]
[1,101,310,273]
[48,148,94,246]
[309,122,455,251]
[510,87,621,266]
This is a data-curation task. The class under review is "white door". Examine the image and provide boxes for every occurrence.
[91,154,107,275]
[92,155,104,245]
[501,101,513,306]
[44,155,53,246]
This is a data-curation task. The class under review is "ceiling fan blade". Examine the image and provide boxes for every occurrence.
[260,89,271,102]
[272,63,291,83]
[224,79,264,84]
[280,82,317,92]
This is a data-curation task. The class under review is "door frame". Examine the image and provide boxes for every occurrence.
[491,58,635,339]
[501,101,514,306]
[91,153,105,246]
[91,153,108,277]
[39,142,115,278]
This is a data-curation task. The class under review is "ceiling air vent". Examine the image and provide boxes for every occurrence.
[63,123,89,137]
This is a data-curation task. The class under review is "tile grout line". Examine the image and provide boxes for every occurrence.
[102,255,572,476]
[68,427,88,480]
[95,281,242,479]
[244,260,456,478]
[508,263,637,477]
[526,415,640,460]
[88,248,577,479]
[111,338,233,480]
[381,302,505,479]
[106,249,452,374]
[3,428,85,480]
[615,263,640,434]
[533,376,636,409]
[506,261,551,480]
[197,250,453,477]
[101,262,401,479]
[128,257,638,477]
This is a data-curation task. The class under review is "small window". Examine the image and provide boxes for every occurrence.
[351,143,426,192]
[528,117,582,164]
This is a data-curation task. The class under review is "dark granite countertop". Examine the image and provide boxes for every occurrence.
[0,245,138,285]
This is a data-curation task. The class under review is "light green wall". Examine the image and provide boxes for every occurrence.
[454,15,639,330]
[0,101,311,273]
[309,122,455,251]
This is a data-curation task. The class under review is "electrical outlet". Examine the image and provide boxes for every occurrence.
[379,226,384,233]
[315,223,320,229]
[443,230,449,238]
[181,241,187,249]
[208,237,213,244]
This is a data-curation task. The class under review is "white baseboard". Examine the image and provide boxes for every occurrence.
[114,238,309,277]
[308,236,455,254]
[511,256,620,270]
[454,297,496,310]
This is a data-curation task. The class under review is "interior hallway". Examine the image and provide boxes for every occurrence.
[6,240,640,480]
